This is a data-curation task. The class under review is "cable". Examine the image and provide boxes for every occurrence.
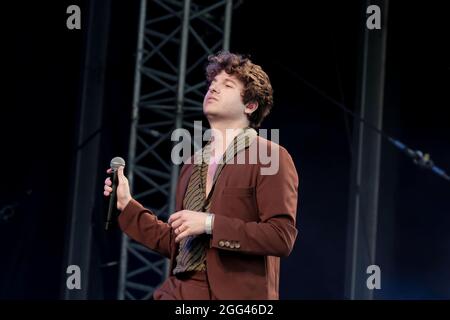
[274,60,450,182]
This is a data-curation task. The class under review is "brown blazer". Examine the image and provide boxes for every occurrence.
[118,136,299,299]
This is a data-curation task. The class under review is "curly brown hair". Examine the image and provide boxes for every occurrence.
[205,51,274,129]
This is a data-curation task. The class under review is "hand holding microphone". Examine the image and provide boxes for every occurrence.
[104,157,132,230]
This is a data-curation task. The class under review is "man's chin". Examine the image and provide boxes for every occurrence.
[204,109,221,118]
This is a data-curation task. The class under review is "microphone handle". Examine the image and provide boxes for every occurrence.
[105,169,118,230]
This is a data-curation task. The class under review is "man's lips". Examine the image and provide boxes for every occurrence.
[206,96,218,103]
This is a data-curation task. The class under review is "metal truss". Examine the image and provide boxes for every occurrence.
[118,0,234,300]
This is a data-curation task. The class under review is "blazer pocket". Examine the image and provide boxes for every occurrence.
[223,187,254,197]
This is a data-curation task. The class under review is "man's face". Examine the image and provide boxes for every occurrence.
[203,70,250,124]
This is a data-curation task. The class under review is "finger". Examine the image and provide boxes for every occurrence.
[175,225,184,235]
[104,191,110,196]
[175,229,190,243]
[117,166,127,183]
[171,219,183,230]
[104,185,113,193]
[169,212,184,224]
[168,212,182,225]
[105,177,111,186]
[107,168,112,174]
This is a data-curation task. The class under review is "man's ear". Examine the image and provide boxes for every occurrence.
[244,102,259,115]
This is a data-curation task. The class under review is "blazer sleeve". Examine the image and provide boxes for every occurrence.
[118,199,174,259]
[117,157,194,259]
[210,146,299,257]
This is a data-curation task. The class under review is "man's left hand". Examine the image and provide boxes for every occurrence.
[168,210,209,243]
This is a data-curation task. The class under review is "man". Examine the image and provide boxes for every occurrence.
[104,51,299,299]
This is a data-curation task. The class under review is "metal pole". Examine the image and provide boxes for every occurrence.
[346,0,389,300]
[223,0,233,51]
[118,0,147,300]
[63,0,111,300]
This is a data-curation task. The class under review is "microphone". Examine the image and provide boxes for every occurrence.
[105,157,126,230]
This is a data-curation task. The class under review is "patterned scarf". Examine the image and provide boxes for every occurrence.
[172,127,257,274]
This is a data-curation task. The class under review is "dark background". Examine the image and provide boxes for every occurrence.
[1,0,449,299]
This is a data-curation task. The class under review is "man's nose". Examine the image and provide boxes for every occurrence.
[209,84,220,94]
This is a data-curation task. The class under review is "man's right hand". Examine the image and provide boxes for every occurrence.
[104,166,132,211]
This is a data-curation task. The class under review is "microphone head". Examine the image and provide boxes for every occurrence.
[110,157,126,170]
